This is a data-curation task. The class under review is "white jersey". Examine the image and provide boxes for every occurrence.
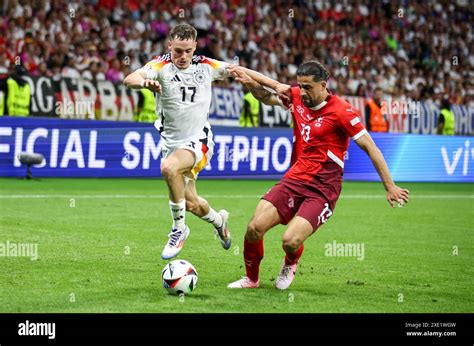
[139,54,230,146]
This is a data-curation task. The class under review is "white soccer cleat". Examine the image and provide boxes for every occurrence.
[227,276,259,289]
[161,226,190,260]
[215,209,232,250]
[275,260,298,290]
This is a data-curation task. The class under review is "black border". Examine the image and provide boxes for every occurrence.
[0,313,472,345]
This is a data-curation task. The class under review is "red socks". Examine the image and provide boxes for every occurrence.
[243,240,304,282]
[283,243,304,265]
[244,238,264,282]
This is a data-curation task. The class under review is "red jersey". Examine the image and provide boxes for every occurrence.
[280,86,367,182]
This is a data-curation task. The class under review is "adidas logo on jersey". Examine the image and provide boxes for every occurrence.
[171,74,181,82]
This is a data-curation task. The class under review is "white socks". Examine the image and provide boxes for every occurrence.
[170,200,223,230]
[169,200,186,230]
[201,208,223,229]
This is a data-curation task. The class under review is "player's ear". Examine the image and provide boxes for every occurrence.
[167,40,173,51]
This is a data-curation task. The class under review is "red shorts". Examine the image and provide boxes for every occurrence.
[262,175,342,231]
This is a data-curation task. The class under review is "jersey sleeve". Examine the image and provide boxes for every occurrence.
[137,55,169,83]
[202,57,231,81]
[339,105,367,140]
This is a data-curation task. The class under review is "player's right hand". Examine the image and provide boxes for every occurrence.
[142,79,162,93]
[386,185,410,208]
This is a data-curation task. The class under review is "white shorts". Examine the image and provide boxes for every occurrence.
[161,127,214,179]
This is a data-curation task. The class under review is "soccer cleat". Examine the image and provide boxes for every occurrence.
[161,226,190,260]
[227,276,259,289]
[275,260,298,290]
[215,209,232,250]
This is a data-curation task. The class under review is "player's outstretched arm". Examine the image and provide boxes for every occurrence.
[355,133,410,208]
[227,65,290,100]
[229,67,283,106]
[123,70,162,93]
[241,67,290,96]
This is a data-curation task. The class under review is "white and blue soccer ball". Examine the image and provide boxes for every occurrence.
[162,259,198,295]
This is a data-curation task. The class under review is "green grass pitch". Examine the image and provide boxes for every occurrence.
[0,178,472,313]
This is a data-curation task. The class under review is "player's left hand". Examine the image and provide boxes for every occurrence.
[386,185,410,208]
[227,65,255,86]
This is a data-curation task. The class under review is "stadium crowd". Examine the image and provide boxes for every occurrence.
[0,0,472,106]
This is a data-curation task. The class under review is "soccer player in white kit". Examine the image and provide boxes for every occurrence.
[123,24,232,259]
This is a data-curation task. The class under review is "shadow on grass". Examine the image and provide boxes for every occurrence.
[115,287,214,301]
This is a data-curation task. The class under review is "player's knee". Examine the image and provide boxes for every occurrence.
[246,220,266,241]
[161,161,178,180]
[282,235,302,253]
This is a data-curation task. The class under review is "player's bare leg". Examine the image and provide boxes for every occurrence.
[245,200,281,242]
[276,216,313,290]
[228,200,281,288]
[160,149,195,259]
[161,149,195,202]
[185,179,231,249]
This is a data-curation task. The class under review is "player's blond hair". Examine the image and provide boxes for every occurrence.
[169,23,197,41]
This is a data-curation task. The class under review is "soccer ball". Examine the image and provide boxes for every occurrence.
[162,259,198,295]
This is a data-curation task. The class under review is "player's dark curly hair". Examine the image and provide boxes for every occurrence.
[297,60,330,82]
[169,23,198,41]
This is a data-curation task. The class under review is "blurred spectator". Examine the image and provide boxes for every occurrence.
[437,98,455,135]
[0,0,471,105]
[365,87,388,132]
[192,1,212,37]
[82,61,105,81]
[239,85,260,127]
[0,64,31,117]
[105,58,124,83]
[61,56,80,79]
[134,88,157,123]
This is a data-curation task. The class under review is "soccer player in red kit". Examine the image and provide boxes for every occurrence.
[227,61,410,289]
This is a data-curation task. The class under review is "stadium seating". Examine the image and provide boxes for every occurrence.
[0,0,472,106]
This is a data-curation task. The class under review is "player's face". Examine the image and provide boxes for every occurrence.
[168,39,197,69]
[297,76,327,108]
